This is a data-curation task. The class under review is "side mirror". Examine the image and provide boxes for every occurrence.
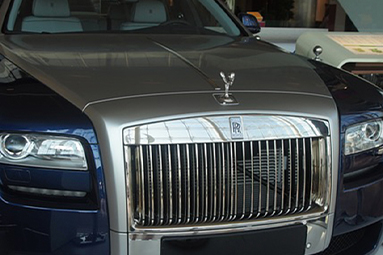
[238,13,261,34]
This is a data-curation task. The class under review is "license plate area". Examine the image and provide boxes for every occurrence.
[161,224,307,255]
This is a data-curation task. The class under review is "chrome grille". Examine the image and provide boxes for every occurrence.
[127,137,328,227]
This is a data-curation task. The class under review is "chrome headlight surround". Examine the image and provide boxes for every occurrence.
[345,119,383,155]
[0,133,88,171]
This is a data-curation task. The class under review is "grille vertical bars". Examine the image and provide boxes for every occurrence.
[132,138,327,227]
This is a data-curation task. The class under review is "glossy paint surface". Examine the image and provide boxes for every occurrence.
[0,3,381,253]
[0,56,110,254]
[0,34,332,110]
[312,60,383,237]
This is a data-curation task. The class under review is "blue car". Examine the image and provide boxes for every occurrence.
[0,0,383,254]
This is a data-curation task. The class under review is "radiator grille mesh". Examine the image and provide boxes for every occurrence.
[128,137,328,227]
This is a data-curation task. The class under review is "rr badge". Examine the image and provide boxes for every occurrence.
[230,117,243,139]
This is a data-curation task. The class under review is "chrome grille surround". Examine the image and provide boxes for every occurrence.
[124,115,331,231]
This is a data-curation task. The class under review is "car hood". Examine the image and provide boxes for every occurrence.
[0,34,331,110]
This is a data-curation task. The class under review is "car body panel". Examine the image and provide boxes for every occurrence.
[0,58,110,254]
[0,0,382,254]
[0,34,331,110]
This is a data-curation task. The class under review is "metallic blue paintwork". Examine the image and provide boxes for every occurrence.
[0,56,110,254]
[312,60,383,237]
[0,166,91,191]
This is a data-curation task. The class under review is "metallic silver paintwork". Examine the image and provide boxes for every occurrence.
[0,34,332,110]
[110,231,128,255]
[126,215,334,255]
[84,91,339,255]
[0,5,340,252]
[123,115,329,145]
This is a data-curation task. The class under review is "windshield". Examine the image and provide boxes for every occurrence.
[4,0,242,36]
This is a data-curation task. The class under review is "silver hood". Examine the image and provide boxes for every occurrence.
[0,34,332,110]
[0,34,339,235]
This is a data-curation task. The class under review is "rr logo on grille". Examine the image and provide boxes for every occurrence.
[230,117,243,139]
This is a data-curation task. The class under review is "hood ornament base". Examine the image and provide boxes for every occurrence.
[213,93,239,105]
[214,72,239,105]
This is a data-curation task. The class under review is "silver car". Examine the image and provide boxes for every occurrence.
[0,0,382,255]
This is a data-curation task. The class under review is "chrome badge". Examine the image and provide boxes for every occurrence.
[220,71,235,98]
[230,117,243,139]
[214,71,239,105]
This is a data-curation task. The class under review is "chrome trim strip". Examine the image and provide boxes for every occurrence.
[234,142,238,220]
[130,210,329,234]
[203,143,209,223]
[167,145,173,225]
[257,141,262,218]
[213,143,217,221]
[294,138,299,213]
[249,141,254,219]
[158,145,164,225]
[308,138,313,211]
[273,140,277,216]
[279,140,285,215]
[139,146,145,225]
[124,115,331,232]
[301,138,306,212]
[265,141,270,217]
[241,141,246,219]
[186,145,191,224]
[221,143,226,221]
[229,142,235,220]
[287,139,292,214]
[195,144,200,223]
[176,145,182,224]
[149,145,155,226]
[124,116,330,145]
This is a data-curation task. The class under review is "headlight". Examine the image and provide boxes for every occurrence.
[345,120,383,155]
[0,133,87,171]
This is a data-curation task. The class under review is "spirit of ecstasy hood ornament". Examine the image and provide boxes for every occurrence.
[214,72,239,105]
[220,72,235,99]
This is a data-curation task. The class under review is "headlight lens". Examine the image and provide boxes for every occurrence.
[345,120,383,155]
[0,133,87,171]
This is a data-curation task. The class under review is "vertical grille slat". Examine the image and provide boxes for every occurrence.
[138,146,145,225]
[158,145,164,225]
[301,139,306,212]
[241,142,246,219]
[265,141,270,216]
[167,145,173,225]
[185,145,191,224]
[249,141,254,219]
[294,139,300,213]
[132,136,328,227]
[229,142,235,221]
[308,138,314,211]
[149,146,155,225]
[195,144,200,223]
[273,140,278,216]
[176,145,182,224]
[287,139,292,214]
[279,140,285,216]
[221,143,226,221]
[257,142,262,218]
[203,143,209,223]
[233,142,238,221]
